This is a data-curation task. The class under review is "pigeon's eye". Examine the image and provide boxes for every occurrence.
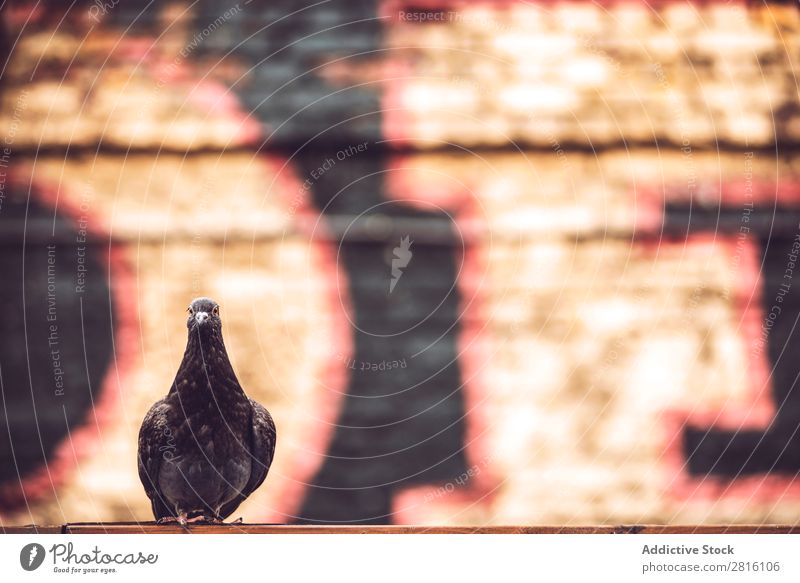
[187,306,194,315]
[212,306,219,316]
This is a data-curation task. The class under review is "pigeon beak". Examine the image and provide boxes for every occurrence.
[195,311,209,325]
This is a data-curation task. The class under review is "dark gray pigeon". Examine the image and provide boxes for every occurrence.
[137,297,276,524]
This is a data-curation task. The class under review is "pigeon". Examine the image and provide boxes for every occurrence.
[137,297,276,524]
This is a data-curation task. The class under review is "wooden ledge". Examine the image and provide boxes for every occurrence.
[2,524,798,534]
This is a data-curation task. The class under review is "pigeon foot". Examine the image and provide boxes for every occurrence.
[156,516,178,525]
[156,514,189,526]
[187,514,224,524]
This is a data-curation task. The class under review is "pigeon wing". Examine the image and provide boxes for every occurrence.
[137,398,174,519]
[218,399,276,519]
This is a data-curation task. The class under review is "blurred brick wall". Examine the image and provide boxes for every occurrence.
[2,0,800,526]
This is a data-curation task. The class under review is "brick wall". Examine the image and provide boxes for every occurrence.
[2,0,800,525]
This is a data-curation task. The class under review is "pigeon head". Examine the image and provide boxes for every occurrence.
[187,297,221,333]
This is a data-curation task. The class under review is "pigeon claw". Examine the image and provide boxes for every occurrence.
[186,514,224,524]
[156,515,182,525]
